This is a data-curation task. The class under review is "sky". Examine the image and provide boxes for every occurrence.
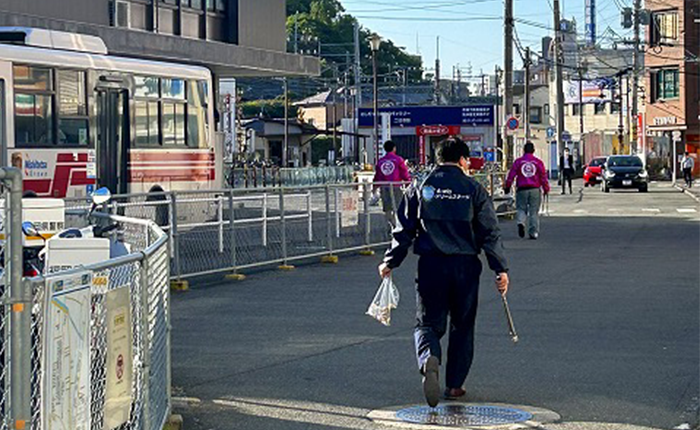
[341,0,633,78]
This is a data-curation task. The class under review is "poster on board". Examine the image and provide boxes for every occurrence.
[104,287,133,429]
[43,271,92,430]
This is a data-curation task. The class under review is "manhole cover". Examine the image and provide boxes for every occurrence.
[395,404,533,427]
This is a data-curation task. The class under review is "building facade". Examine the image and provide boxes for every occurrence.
[643,0,699,177]
[0,0,319,79]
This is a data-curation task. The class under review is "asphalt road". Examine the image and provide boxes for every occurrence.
[171,181,699,430]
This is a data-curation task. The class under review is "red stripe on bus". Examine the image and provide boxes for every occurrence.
[24,179,52,194]
[129,168,215,179]
[129,151,213,162]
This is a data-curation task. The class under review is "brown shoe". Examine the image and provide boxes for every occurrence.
[443,387,466,400]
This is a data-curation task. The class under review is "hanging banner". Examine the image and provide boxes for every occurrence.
[104,287,133,429]
[43,271,93,430]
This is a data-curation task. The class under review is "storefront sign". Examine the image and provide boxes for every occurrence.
[564,78,614,104]
[43,272,93,430]
[359,105,495,128]
[340,190,359,227]
[417,125,450,136]
[653,116,678,126]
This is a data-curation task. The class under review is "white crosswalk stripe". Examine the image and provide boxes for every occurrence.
[677,208,698,213]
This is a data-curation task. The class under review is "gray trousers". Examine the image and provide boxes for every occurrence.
[516,188,542,236]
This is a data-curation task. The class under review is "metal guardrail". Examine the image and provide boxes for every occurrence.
[63,172,514,281]
[0,212,171,430]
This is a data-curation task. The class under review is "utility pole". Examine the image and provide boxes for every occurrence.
[631,0,641,153]
[578,59,588,161]
[283,77,289,167]
[353,22,362,109]
[480,71,486,97]
[495,65,501,155]
[553,0,566,173]
[435,36,441,105]
[353,22,362,162]
[504,0,514,165]
[524,47,532,140]
[332,66,338,161]
[617,74,625,154]
[457,68,462,101]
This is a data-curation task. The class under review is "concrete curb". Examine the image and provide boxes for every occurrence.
[673,184,700,203]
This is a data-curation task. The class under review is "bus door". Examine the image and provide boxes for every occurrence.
[0,61,11,167]
[96,89,129,195]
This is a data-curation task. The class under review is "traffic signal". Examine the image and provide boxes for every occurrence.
[621,8,633,28]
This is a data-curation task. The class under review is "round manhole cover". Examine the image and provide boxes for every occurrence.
[396,404,533,427]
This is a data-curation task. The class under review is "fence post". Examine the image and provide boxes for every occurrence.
[279,187,294,270]
[140,254,152,430]
[307,191,313,242]
[169,192,187,289]
[262,193,268,247]
[218,195,224,254]
[334,187,340,238]
[489,171,495,196]
[325,185,333,255]
[3,167,31,430]
[360,182,374,255]
[226,189,245,280]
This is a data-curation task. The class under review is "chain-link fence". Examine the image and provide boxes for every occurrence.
[61,170,513,281]
[1,210,170,430]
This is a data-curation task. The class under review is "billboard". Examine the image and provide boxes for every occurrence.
[564,78,614,104]
[358,105,495,128]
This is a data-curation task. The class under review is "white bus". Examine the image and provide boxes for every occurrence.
[0,27,222,198]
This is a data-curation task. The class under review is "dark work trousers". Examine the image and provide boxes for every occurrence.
[561,168,574,194]
[414,254,482,390]
[683,168,693,187]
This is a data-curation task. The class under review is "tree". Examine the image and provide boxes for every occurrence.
[287,0,424,82]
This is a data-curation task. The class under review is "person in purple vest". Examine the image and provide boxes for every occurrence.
[505,142,550,240]
[374,140,411,225]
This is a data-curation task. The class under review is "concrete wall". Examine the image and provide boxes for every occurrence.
[237,0,286,52]
[3,0,110,26]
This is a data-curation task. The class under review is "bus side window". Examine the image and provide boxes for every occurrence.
[57,70,89,146]
[13,65,54,147]
[187,80,207,148]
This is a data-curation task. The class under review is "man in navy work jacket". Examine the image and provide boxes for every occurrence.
[378,137,509,407]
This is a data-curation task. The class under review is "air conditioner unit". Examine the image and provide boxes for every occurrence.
[110,0,131,28]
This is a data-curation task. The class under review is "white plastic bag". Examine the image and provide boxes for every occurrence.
[366,276,400,326]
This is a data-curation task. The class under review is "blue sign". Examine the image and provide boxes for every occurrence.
[506,116,519,131]
[546,127,556,138]
[484,151,496,162]
[358,105,495,128]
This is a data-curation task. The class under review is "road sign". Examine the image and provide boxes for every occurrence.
[562,131,572,141]
[506,116,520,131]
[672,130,682,142]
[546,127,555,138]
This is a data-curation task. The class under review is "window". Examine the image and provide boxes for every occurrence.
[594,103,606,115]
[57,70,88,146]
[14,65,54,147]
[14,94,53,146]
[135,76,160,98]
[651,68,680,101]
[513,104,521,115]
[572,104,581,116]
[651,10,679,46]
[529,106,542,124]
[162,102,185,145]
[611,102,621,113]
[207,0,225,12]
[135,100,160,146]
[187,80,207,148]
[185,0,203,9]
[544,103,550,116]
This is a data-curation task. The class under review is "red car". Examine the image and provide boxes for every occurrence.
[583,157,607,186]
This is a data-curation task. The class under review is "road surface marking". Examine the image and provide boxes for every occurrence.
[642,208,661,213]
[573,209,588,214]
[677,208,698,213]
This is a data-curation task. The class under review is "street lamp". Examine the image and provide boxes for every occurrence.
[370,34,381,165]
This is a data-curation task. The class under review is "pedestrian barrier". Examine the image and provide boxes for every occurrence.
[0,208,171,430]
[63,172,513,281]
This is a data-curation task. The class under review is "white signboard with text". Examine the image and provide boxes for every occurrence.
[43,271,92,430]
